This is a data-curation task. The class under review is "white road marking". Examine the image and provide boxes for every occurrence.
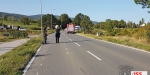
[37,73,38,75]
[69,39,72,41]
[22,45,42,75]
[66,37,68,38]
[41,64,42,66]
[66,52,72,54]
[43,58,44,59]
[97,39,150,54]
[87,51,102,61]
[75,42,80,46]
[66,48,68,50]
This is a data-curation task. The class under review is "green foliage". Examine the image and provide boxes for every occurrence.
[120,29,130,36]
[0,30,28,38]
[135,27,147,39]
[30,27,41,30]
[146,30,150,41]
[1,14,7,21]
[80,15,92,34]
[146,25,150,41]
[0,37,42,75]
[7,16,15,23]
[42,14,58,29]
[134,0,150,13]
[72,13,84,25]
[18,17,31,25]
[118,20,126,28]
[58,14,72,29]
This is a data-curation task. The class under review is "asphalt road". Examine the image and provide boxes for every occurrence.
[24,31,150,75]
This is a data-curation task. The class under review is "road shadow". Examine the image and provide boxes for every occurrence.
[36,54,52,57]
[46,39,91,44]
[61,39,90,43]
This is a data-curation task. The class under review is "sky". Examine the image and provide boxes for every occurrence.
[0,0,150,24]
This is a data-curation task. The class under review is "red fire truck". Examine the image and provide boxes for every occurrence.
[66,23,75,34]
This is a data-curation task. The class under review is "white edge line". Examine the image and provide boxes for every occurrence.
[99,39,150,54]
[79,34,150,54]
[22,45,42,75]
[87,51,101,60]
[75,42,80,46]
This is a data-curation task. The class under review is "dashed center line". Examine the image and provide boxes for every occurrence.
[75,42,80,46]
[87,51,102,61]
[69,39,72,41]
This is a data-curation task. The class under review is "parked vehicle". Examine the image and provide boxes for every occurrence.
[19,28,27,31]
[75,25,81,32]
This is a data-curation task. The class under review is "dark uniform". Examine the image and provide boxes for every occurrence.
[55,28,60,43]
[43,28,47,44]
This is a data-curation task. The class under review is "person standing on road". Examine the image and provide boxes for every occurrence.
[55,25,60,43]
[42,27,48,44]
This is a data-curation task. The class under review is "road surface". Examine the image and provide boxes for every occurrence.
[24,31,150,75]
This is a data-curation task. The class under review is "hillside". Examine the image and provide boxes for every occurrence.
[0,12,99,24]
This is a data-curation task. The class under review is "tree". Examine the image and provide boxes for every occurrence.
[111,20,119,28]
[99,22,106,29]
[7,16,15,23]
[134,0,150,13]
[141,18,145,24]
[18,17,31,25]
[105,19,115,35]
[42,14,58,29]
[1,14,7,21]
[80,15,92,34]
[72,13,84,25]
[58,13,72,29]
[118,20,126,28]
[139,20,142,25]
[127,21,133,28]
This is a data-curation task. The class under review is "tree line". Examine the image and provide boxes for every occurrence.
[0,12,148,33]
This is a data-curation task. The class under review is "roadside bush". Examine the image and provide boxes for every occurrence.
[0,30,28,38]
[30,27,41,30]
[116,29,131,36]
[146,31,150,42]
[135,27,147,39]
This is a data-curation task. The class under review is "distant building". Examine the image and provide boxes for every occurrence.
[140,23,146,27]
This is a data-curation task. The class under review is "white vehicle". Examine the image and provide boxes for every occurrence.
[75,25,81,30]
[19,28,27,31]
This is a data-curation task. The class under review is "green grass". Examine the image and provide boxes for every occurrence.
[0,30,54,75]
[0,36,43,75]
[1,20,40,30]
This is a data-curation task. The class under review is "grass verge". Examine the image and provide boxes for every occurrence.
[0,36,43,75]
[78,33,150,52]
